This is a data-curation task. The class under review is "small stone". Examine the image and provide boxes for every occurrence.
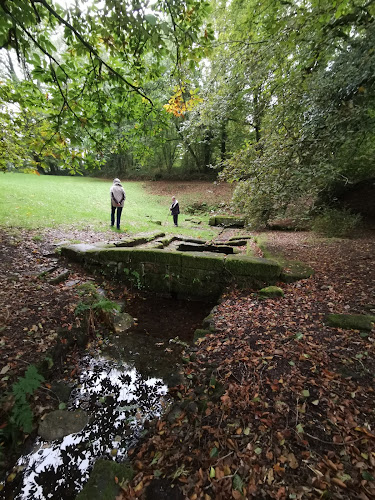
[259,286,285,298]
[112,313,134,333]
[38,410,88,441]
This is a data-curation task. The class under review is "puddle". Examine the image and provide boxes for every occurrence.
[3,293,213,499]
[10,357,168,500]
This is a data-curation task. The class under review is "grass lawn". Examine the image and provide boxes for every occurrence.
[0,173,228,239]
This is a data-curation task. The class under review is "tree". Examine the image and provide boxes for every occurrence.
[217,0,375,225]
[0,0,212,172]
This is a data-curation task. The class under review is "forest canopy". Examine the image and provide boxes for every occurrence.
[1,0,374,225]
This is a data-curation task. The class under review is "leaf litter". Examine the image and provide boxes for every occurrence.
[120,230,375,500]
[0,227,374,499]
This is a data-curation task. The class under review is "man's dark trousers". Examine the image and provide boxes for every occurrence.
[111,206,123,229]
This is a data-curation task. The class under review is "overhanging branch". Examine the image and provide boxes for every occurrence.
[34,0,153,107]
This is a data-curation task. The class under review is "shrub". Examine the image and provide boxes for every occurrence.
[312,208,361,237]
[185,201,221,215]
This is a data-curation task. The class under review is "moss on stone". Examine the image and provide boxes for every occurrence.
[246,241,255,257]
[225,255,281,279]
[229,236,252,241]
[326,314,375,331]
[134,249,183,267]
[209,216,245,227]
[113,232,165,247]
[193,329,211,342]
[180,252,226,271]
[259,286,285,298]
[76,459,133,500]
[280,260,314,282]
[217,216,245,227]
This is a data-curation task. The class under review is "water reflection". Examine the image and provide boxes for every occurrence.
[14,357,168,500]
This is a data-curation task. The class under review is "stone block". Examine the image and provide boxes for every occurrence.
[281,261,314,282]
[209,216,245,227]
[76,459,133,500]
[180,252,225,271]
[225,255,281,279]
[326,313,375,331]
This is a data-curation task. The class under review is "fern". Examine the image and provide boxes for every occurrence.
[11,365,44,433]
[92,299,120,312]
[12,365,44,397]
[74,283,121,334]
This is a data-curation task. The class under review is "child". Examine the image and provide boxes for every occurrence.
[169,196,180,227]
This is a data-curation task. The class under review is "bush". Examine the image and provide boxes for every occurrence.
[185,201,218,215]
[312,208,361,237]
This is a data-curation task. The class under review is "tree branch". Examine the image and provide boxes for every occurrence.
[34,0,153,107]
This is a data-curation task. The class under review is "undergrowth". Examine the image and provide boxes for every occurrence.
[0,365,44,466]
[312,207,362,237]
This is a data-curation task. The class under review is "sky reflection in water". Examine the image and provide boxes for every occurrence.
[15,356,168,500]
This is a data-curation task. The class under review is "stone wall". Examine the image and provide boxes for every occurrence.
[61,243,282,300]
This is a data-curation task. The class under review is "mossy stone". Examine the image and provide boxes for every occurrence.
[114,232,165,247]
[259,286,285,298]
[202,314,215,330]
[280,261,314,282]
[193,329,211,342]
[76,459,133,500]
[246,241,255,257]
[225,255,281,279]
[326,314,375,331]
[209,216,245,227]
[180,252,225,271]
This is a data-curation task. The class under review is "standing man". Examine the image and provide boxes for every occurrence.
[170,196,180,227]
[110,178,126,230]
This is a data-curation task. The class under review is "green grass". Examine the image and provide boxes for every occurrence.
[0,173,219,238]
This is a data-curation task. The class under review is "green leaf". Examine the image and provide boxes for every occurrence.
[232,473,244,492]
[58,402,66,410]
[151,451,161,465]
[210,447,218,457]
[302,389,310,397]
[145,14,157,26]
[362,471,375,481]
[338,473,351,482]
[296,424,304,434]
[209,466,215,478]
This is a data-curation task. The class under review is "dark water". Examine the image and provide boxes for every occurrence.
[2,294,213,500]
